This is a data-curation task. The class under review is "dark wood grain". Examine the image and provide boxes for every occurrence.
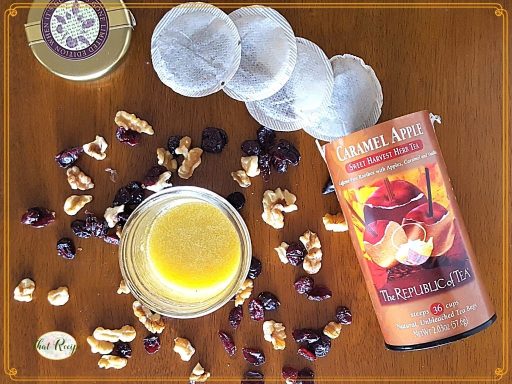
[2,1,511,383]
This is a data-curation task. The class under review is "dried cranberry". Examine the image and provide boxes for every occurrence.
[247,257,262,280]
[294,276,314,295]
[292,329,320,344]
[307,286,332,301]
[258,153,271,182]
[71,220,92,238]
[257,126,276,149]
[54,146,83,168]
[297,368,315,383]
[115,126,141,146]
[112,341,132,358]
[201,127,228,153]
[322,178,335,195]
[257,292,280,311]
[335,306,352,325]
[282,367,299,383]
[297,346,317,362]
[226,192,245,211]
[21,207,55,228]
[311,335,331,358]
[229,306,243,329]
[241,140,262,156]
[117,211,131,226]
[113,181,144,206]
[271,157,288,174]
[286,242,306,266]
[218,331,236,356]
[143,165,168,187]
[242,370,264,384]
[103,232,120,245]
[85,211,108,238]
[57,238,76,259]
[167,135,182,155]
[242,348,265,366]
[248,299,265,321]
[269,139,301,167]
[143,334,161,354]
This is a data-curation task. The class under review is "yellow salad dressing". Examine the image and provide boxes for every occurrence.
[147,201,242,302]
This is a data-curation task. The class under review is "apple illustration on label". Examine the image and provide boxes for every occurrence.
[402,202,455,256]
[363,179,427,224]
[363,220,407,268]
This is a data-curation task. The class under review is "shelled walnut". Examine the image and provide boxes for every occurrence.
[132,300,165,333]
[173,337,195,361]
[178,149,203,179]
[261,188,297,229]
[157,147,177,171]
[117,279,130,294]
[322,213,348,232]
[241,156,260,177]
[274,242,290,264]
[47,286,69,306]
[83,135,108,160]
[64,195,92,216]
[104,205,125,228]
[86,336,114,354]
[175,136,192,157]
[66,166,94,190]
[231,170,251,188]
[263,320,286,350]
[234,278,253,307]
[115,111,154,135]
[13,278,35,302]
[98,355,128,369]
[323,321,342,339]
[300,230,323,274]
[189,362,210,383]
[93,325,136,343]
[145,171,172,192]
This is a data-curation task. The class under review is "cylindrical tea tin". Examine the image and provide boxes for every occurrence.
[322,111,495,350]
[25,0,135,81]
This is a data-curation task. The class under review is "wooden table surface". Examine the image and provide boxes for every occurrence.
[2,1,511,383]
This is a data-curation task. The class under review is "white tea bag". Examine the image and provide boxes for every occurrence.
[151,2,241,97]
[224,6,297,102]
[245,37,334,131]
[304,54,383,141]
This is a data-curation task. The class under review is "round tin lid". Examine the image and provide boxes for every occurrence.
[25,0,135,81]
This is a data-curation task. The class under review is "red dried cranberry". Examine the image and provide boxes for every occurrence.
[85,211,108,238]
[269,139,300,167]
[21,207,55,228]
[116,126,141,146]
[241,140,262,156]
[201,127,228,153]
[167,135,182,155]
[112,341,132,358]
[258,153,271,182]
[218,331,236,356]
[292,329,320,344]
[54,146,83,168]
[335,306,352,325]
[143,165,168,187]
[103,232,120,245]
[297,368,315,383]
[229,306,243,329]
[294,276,314,295]
[143,334,161,354]
[257,292,280,311]
[297,346,317,362]
[248,299,265,321]
[311,335,331,358]
[242,370,264,384]
[282,366,299,383]
[113,181,144,206]
[247,257,262,280]
[271,157,288,174]
[322,178,335,195]
[226,192,245,211]
[57,238,76,259]
[242,348,265,366]
[257,126,276,149]
[286,242,306,266]
[71,219,91,238]
[307,286,332,301]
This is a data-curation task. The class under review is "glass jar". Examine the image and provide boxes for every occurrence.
[119,186,252,318]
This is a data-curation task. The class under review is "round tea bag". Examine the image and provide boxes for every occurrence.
[223,6,297,102]
[303,54,383,141]
[151,2,241,97]
[245,37,334,131]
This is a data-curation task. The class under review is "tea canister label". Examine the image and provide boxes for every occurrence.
[36,331,77,360]
[323,111,495,348]
[40,0,109,60]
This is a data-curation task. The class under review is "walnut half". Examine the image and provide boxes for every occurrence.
[132,300,165,333]
[13,278,35,302]
[300,230,323,274]
[115,111,154,135]
[83,135,108,160]
[231,170,251,188]
[98,355,128,369]
[86,336,114,354]
[189,362,210,383]
[66,166,94,190]
[263,320,286,350]
[323,321,342,339]
[234,278,253,307]
[64,195,92,216]
[262,188,298,229]
[47,286,69,306]
[173,337,195,361]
